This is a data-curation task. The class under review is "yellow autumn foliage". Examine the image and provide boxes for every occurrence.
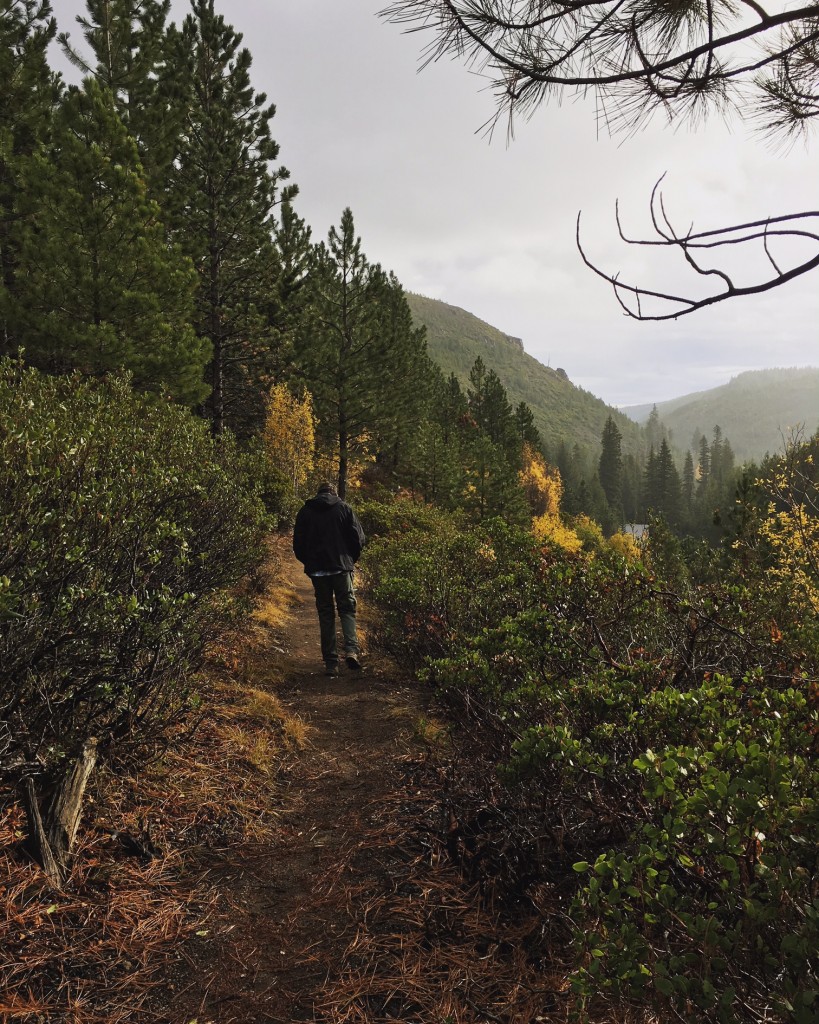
[262,384,315,493]
[571,514,606,556]
[752,444,819,613]
[519,443,562,518]
[532,511,583,554]
[522,446,583,553]
[608,530,642,561]
[759,500,819,614]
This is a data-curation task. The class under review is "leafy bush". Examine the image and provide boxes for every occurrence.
[363,494,819,1022]
[0,363,268,876]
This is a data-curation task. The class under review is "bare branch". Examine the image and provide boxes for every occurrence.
[576,195,819,320]
[384,2,819,308]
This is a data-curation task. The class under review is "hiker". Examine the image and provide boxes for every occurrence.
[292,482,366,676]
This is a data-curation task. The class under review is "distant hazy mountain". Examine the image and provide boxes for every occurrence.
[406,293,643,456]
[622,368,819,461]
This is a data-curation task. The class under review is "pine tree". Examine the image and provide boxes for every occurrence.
[0,0,59,356]
[462,356,528,520]
[710,425,725,489]
[439,371,468,444]
[168,0,295,434]
[682,449,695,516]
[697,435,711,503]
[514,400,542,451]
[598,415,624,512]
[264,198,312,383]
[296,208,426,498]
[10,78,208,403]
[622,453,643,523]
[645,404,665,450]
[58,0,182,191]
[649,439,683,524]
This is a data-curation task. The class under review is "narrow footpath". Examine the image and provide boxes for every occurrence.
[168,542,437,1023]
[166,541,572,1024]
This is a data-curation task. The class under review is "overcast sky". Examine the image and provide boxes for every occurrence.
[50,0,818,407]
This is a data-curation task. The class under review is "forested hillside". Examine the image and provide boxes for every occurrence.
[406,292,644,458]
[623,367,819,461]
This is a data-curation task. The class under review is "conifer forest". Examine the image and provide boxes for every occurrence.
[1,2,817,1023]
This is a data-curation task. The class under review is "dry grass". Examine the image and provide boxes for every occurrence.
[411,714,450,747]
[0,802,204,1023]
[0,550,303,1023]
[253,582,301,631]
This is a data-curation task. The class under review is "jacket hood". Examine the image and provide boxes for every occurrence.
[307,492,341,510]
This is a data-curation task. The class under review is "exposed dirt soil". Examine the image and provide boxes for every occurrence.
[152,539,599,1024]
[159,541,442,1023]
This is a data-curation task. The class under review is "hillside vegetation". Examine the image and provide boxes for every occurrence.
[623,368,819,461]
[406,293,644,457]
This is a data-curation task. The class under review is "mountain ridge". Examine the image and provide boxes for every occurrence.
[621,367,819,461]
[406,292,644,457]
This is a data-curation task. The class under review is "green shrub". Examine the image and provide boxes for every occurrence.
[364,496,819,1023]
[0,362,268,875]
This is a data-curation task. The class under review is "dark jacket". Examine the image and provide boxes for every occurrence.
[292,492,365,576]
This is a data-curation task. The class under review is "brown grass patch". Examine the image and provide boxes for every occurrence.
[0,556,302,1022]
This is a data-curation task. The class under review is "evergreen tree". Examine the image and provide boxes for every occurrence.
[58,0,182,191]
[645,438,683,524]
[168,0,295,433]
[645,404,665,450]
[0,0,59,356]
[643,445,659,516]
[481,369,515,451]
[264,198,312,383]
[296,208,426,498]
[622,453,643,523]
[682,449,696,517]
[439,371,468,443]
[710,425,725,489]
[513,400,542,451]
[598,414,624,513]
[9,78,208,403]
[697,434,711,503]
[462,356,528,520]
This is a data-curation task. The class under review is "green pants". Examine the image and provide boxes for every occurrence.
[310,572,359,666]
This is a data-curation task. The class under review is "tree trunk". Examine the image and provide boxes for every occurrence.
[338,397,348,500]
[22,737,99,887]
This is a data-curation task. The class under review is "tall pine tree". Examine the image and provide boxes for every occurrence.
[9,78,208,403]
[58,0,182,192]
[598,414,624,521]
[296,208,426,498]
[168,0,295,433]
[0,0,59,356]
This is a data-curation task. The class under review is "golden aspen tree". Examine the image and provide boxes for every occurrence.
[759,446,819,613]
[520,443,562,518]
[522,444,583,554]
[262,383,315,493]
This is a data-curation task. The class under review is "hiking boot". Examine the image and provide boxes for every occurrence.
[345,653,362,671]
[325,662,340,677]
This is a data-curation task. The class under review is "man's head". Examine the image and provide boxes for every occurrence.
[317,482,337,496]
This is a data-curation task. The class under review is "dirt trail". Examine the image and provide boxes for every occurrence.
[169,542,431,1023]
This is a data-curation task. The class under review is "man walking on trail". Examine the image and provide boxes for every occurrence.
[293,482,366,677]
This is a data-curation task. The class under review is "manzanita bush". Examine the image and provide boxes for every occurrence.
[0,362,268,877]
[362,472,819,1023]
